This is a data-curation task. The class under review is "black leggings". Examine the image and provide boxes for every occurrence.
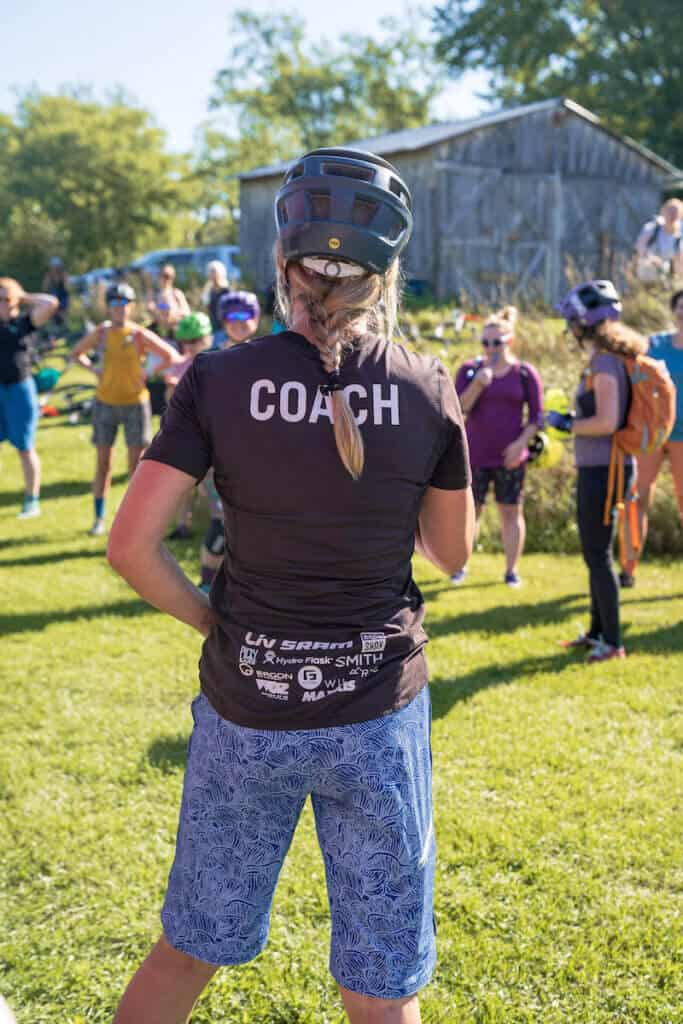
[577,464,634,647]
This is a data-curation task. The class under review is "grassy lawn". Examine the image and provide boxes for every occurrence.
[1,403,682,1023]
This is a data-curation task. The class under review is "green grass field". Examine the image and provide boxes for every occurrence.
[1,404,682,1023]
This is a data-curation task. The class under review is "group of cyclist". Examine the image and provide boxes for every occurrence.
[1,146,682,1022]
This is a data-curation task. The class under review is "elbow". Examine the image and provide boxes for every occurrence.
[106,523,138,578]
[424,534,474,578]
[106,534,127,575]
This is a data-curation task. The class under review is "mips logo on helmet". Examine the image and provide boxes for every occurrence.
[328,237,341,249]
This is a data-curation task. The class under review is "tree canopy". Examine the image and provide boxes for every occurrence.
[0,91,190,284]
[433,0,683,169]
[204,11,444,173]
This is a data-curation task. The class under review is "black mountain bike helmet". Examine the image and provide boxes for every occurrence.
[274,148,413,275]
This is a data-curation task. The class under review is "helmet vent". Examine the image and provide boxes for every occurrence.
[389,178,410,207]
[289,163,304,179]
[384,212,406,242]
[352,198,378,227]
[310,193,331,220]
[322,162,374,182]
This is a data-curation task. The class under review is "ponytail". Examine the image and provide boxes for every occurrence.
[275,244,401,480]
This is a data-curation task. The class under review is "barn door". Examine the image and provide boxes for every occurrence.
[435,164,557,303]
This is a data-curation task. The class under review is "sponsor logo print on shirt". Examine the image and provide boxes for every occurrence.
[297,665,323,690]
[360,632,386,653]
[240,645,258,665]
[239,644,258,675]
[301,679,356,702]
[256,678,290,700]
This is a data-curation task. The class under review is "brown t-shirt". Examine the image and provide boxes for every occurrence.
[143,331,470,729]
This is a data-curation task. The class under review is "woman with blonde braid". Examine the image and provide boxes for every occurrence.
[107,148,474,1024]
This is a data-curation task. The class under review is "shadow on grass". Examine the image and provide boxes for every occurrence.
[0,598,155,636]
[427,593,585,639]
[0,534,54,551]
[0,473,129,508]
[0,548,105,568]
[627,621,683,655]
[147,735,189,773]
[430,616,683,719]
[420,580,502,597]
[0,479,90,507]
[430,650,571,719]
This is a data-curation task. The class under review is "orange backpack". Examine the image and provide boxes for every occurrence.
[596,352,676,561]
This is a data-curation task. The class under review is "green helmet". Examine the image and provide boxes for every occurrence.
[176,312,212,342]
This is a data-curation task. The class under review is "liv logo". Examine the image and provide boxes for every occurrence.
[244,632,277,649]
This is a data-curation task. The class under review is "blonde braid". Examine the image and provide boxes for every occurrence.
[274,243,401,480]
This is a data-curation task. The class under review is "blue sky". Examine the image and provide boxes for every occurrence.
[3,0,490,152]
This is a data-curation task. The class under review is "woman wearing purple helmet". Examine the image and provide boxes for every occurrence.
[551,280,645,662]
[107,147,474,1023]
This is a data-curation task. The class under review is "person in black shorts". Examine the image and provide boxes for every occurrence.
[455,306,544,587]
[108,148,474,1024]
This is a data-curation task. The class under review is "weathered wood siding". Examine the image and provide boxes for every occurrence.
[240,107,669,302]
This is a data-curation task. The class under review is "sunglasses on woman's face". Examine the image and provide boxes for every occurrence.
[481,337,506,348]
[109,299,130,308]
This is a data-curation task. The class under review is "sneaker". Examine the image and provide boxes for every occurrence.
[504,570,521,588]
[88,518,106,537]
[560,631,601,650]
[450,568,467,585]
[587,640,626,664]
[17,498,41,519]
[619,570,636,588]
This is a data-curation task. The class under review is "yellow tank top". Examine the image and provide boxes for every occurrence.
[95,324,149,405]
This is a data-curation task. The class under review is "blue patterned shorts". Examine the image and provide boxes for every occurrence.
[162,688,436,999]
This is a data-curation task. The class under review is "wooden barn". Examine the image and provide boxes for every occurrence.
[239,97,682,303]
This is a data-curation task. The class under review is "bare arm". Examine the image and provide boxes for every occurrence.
[459,369,492,414]
[416,485,475,576]
[572,372,619,436]
[68,326,104,375]
[133,323,181,371]
[175,288,190,315]
[107,460,216,636]
[24,292,59,328]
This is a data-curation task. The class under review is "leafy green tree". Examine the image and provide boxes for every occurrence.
[433,0,683,168]
[204,10,444,177]
[2,90,191,276]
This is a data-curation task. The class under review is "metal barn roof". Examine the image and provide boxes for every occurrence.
[239,97,682,182]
